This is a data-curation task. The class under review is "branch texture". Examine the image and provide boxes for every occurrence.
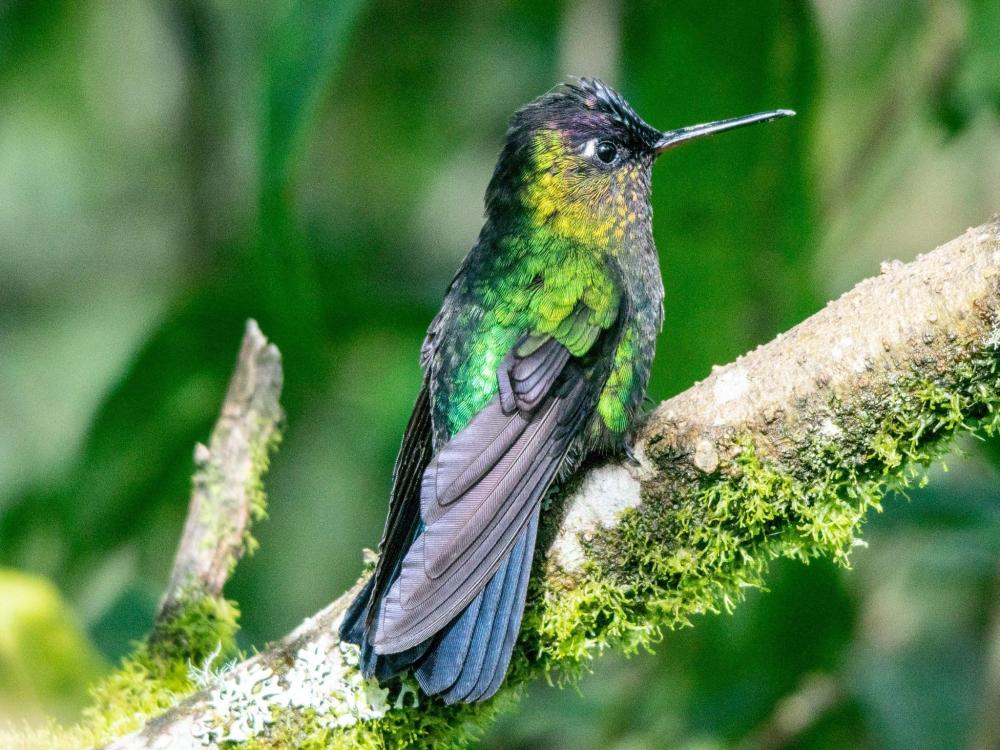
[158,319,284,621]
[99,219,1000,749]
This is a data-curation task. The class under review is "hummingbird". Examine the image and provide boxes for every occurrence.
[340,78,793,704]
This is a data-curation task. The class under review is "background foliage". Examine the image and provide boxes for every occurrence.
[2,1,1000,747]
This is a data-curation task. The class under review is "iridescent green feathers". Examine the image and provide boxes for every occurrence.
[437,234,622,437]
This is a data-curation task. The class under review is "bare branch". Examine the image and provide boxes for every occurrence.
[156,319,284,623]
[103,219,1000,749]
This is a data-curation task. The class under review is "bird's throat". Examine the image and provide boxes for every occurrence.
[520,131,647,252]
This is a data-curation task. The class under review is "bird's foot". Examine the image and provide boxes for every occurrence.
[623,435,641,467]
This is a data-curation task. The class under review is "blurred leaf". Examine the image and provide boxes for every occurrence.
[684,560,853,741]
[262,0,366,196]
[929,0,1000,134]
[0,568,107,724]
[961,0,1000,114]
[850,639,981,750]
[89,585,160,663]
[0,0,68,78]
[0,0,371,627]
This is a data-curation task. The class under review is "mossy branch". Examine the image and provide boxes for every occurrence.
[84,218,999,749]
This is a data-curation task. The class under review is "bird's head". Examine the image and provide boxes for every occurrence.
[484,78,793,249]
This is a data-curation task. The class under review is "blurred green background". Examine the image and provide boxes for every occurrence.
[2,0,1000,747]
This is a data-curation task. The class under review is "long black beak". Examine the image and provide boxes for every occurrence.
[654,109,795,155]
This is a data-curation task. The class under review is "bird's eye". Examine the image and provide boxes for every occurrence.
[596,140,618,163]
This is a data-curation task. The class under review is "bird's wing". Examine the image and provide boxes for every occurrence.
[372,297,622,653]
[360,379,434,632]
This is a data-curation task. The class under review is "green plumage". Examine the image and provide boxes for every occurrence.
[436,231,629,440]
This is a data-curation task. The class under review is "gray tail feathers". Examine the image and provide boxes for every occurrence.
[339,513,538,703]
[340,577,431,681]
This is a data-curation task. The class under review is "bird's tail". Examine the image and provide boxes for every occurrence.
[339,510,538,704]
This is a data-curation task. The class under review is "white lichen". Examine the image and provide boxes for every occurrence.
[194,661,284,745]
[693,438,720,473]
[713,367,749,404]
[188,639,394,746]
[187,642,236,690]
[829,335,868,373]
[829,336,852,362]
[986,319,1000,351]
[282,640,391,729]
[551,463,642,571]
[394,678,420,710]
[819,418,841,438]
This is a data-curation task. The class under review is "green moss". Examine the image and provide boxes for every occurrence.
[192,418,281,564]
[243,425,282,558]
[80,595,240,744]
[216,344,1000,748]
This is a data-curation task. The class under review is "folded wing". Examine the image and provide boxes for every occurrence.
[372,336,594,653]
